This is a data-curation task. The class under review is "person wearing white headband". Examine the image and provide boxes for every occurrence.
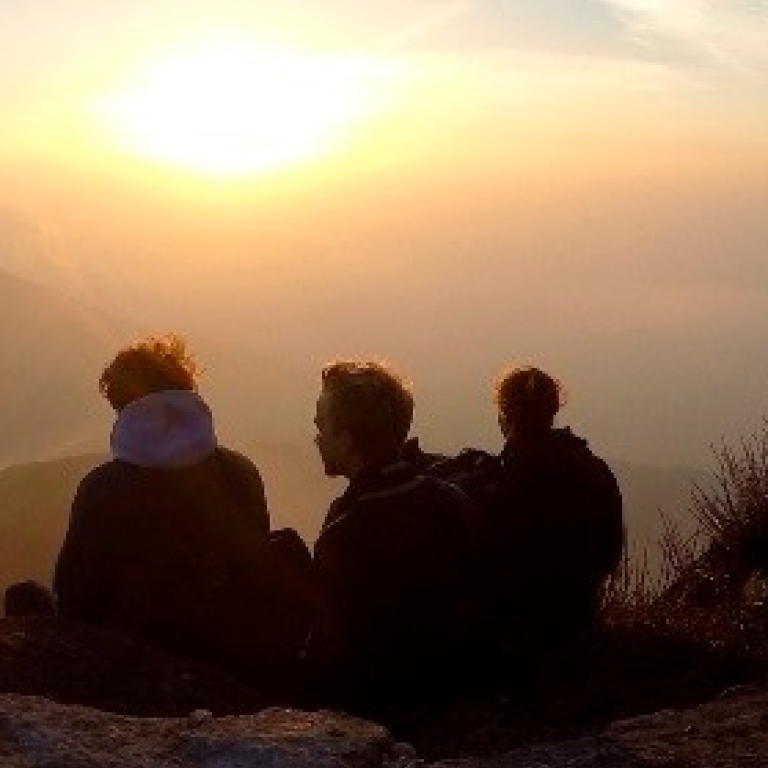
[54,334,313,694]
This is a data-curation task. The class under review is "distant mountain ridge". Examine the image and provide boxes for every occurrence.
[0,269,118,465]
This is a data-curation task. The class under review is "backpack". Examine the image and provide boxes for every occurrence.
[427,448,503,510]
[427,438,624,637]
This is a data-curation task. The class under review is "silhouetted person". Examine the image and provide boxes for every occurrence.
[307,360,477,712]
[54,334,313,693]
[4,580,56,617]
[431,366,624,675]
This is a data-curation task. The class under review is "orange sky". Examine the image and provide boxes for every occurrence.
[1,2,768,466]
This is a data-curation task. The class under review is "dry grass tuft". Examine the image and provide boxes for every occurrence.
[605,422,768,660]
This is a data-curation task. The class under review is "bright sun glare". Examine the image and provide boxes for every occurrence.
[97,40,398,177]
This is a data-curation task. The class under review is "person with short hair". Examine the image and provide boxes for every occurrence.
[54,334,313,692]
[308,360,477,711]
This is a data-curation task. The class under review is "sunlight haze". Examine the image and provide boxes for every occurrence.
[94,38,402,177]
[1,1,768,468]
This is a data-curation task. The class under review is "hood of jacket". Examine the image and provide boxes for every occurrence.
[110,390,218,468]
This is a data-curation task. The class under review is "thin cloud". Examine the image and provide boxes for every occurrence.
[381,1,475,49]
[604,0,768,73]
[384,0,640,58]
[395,46,694,118]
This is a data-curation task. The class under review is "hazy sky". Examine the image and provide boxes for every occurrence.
[1,1,768,467]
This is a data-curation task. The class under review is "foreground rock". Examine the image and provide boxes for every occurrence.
[433,683,768,768]
[0,694,393,768]
[3,684,768,767]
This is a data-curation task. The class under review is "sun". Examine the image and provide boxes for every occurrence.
[96,40,397,177]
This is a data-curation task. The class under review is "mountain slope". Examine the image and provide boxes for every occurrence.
[0,454,102,591]
[0,269,118,464]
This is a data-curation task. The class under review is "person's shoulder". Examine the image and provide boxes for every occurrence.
[76,459,129,494]
[590,452,619,482]
[354,471,473,522]
[212,447,269,522]
[69,460,133,522]
[557,430,618,481]
[550,430,623,501]
[548,429,601,469]
[354,474,479,555]
[214,446,264,476]
[215,445,256,465]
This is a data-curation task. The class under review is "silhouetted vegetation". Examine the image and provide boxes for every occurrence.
[605,423,768,657]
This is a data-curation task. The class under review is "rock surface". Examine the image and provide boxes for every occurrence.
[1,684,768,767]
[0,694,392,768]
[433,683,768,768]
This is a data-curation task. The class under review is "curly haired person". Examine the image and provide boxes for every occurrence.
[55,335,313,695]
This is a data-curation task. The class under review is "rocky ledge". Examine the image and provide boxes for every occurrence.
[1,683,768,768]
[0,695,392,768]
[432,683,768,767]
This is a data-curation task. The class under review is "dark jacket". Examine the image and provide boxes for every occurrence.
[399,437,447,472]
[480,428,624,646]
[54,447,312,688]
[310,454,478,708]
[428,429,623,652]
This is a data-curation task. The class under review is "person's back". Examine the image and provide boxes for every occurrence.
[313,459,475,705]
[54,336,313,690]
[484,427,623,645]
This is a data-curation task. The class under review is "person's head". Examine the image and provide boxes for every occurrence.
[314,360,414,479]
[99,334,202,412]
[494,366,565,444]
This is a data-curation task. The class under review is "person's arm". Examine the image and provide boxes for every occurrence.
[308,516,374,671]
[53,475,111,622]
[220,450,271,535]
[591,459,626,578]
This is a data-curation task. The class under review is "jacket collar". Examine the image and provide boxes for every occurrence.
[344,453,415,498]
[321,453,416,534]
